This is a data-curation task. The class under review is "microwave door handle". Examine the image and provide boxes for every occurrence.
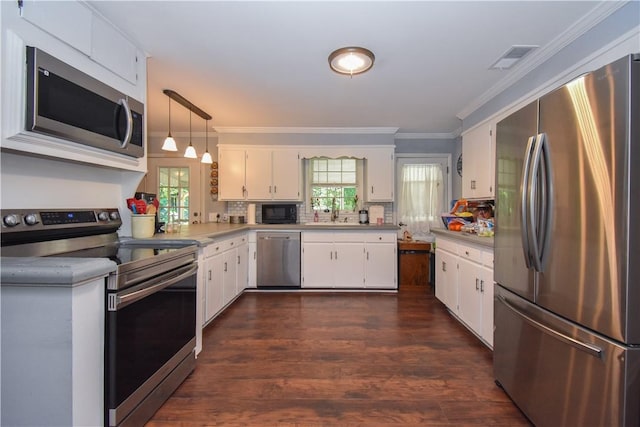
[118,98,133,148]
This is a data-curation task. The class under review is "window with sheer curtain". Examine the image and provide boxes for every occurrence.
[399,164,444,236]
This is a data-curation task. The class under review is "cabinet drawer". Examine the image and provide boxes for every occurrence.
[303,232,334,243]
[364,233,396,243]
[333,232,365,242]
[204,242,224,258]
[459,245,482,264]
[482,250,494,268]
[435,238,458,255]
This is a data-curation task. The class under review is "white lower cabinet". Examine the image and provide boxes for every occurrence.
[202,233,247,325]
[302,231,396,289]
[435,235,494,347]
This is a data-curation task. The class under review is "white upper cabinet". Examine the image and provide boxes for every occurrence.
[219,146,301,201]
[91,17,138,84]
[365,147,394,202]
[20,0,92,55]
[271,149,301,200]
[218,148,247,200]
[462,122,495,199]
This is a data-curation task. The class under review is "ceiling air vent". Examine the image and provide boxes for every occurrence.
[490,45,538,70]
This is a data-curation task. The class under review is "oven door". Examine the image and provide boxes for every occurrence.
[106,263,197,426]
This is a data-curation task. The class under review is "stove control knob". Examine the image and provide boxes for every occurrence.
[24,213,39,226]
[98,211,109,221]
[109,211,120,220]
[3,214,20,227]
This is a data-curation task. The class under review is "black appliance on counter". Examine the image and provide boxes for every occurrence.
[261,203,297,224]
[1,208,198,427]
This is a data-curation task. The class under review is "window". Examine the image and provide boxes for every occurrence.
[158,167,190,224]
[397,158,446,236]
[309,158,360,211]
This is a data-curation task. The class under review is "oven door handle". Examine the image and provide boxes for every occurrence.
[111,264,197,311]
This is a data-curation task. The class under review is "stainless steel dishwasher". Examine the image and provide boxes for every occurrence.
[257,231,301,288]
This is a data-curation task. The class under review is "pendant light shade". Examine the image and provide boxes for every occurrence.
[184,110,197,159]
[201,119,213,164]
[162,97,178,151]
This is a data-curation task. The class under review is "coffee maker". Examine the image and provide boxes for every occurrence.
[134,192,163,233]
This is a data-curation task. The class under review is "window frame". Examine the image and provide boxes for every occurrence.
[305,157,363,213]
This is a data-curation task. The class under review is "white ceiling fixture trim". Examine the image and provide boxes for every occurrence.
[456,0,628,120]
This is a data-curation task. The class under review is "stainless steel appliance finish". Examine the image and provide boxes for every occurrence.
[494,54,640,426]
[1,208,197,427]
[261,203,297,224]
[25,47,144,158]
[257,231,301,288]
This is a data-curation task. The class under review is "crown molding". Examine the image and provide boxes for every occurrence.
[395,129,461,140]
[456,0,628,120]
[212,126,399,135]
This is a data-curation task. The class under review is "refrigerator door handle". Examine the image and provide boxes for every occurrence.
[520,135,537,269]
[528,133,553,272]
[498,295,603,359]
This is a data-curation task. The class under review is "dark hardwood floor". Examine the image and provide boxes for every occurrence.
[147,283,530,426]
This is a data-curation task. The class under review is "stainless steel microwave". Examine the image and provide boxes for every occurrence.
[25,47,144,158]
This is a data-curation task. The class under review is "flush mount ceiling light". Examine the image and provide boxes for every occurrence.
[328,47,375,76]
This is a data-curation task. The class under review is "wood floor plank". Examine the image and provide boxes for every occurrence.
[146,284,530,426]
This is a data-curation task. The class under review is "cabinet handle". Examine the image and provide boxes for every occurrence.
[224,262,227,272]
[208,270,211,280]
[442,261,446,272]
[366,251,369,260]
[269,185,272,193]
[475,278,479,290]
[371,185,374,194]
[237,255,240,265]
[254,251,256,260]
[335,251,338,260]
[480,280,484,292]
[330,251,333,260]
[274,185,277,193]
[465,250,469,256]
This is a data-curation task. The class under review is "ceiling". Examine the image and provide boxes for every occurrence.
[88,1,613,140]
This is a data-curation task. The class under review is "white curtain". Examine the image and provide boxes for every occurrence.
[400,164,444,236]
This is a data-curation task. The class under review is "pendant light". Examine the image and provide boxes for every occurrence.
[201,119,213,164]
[161,96,178,151]
[183,110,197,159]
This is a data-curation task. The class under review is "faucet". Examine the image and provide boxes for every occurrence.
[331,197,339,222]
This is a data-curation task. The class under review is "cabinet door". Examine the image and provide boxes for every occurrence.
[458,257,482,334]
[366,149,394,201]
[91,16,138,83]
[272,150,301,200]
[364,243,396,288]
[333,243,364,288]
[247,241,257,288]
[222,249,237,306]
[204,254,224,322]
[480,266,494,346]
[435,249,458,312]
[219,149,246,200]
[236,242,248,294]
[462,122,494,199]
[245,149,272,200]
[302,243,333,288]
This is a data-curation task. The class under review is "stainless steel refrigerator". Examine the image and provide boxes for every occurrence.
[494,54,640,426]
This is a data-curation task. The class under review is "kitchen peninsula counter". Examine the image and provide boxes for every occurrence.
[431,228,494,248]
[141,222,400,245]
